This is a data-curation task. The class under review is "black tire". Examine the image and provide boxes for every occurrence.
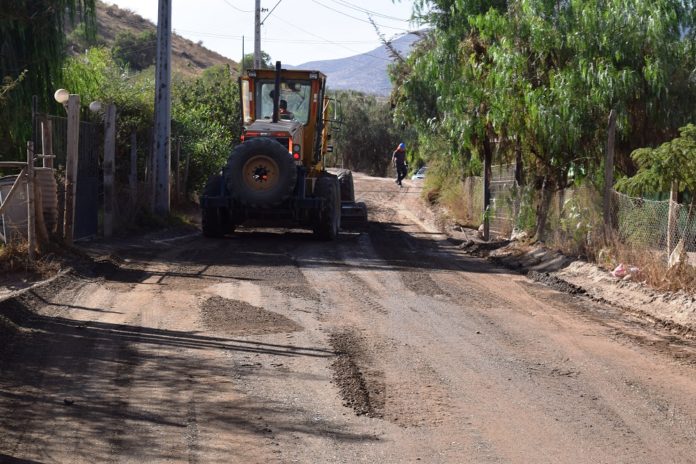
[336,169,355,203]
[201,174,231,238]
[313,175,340,241]
[355,201,368,223]
[225,138,297,207]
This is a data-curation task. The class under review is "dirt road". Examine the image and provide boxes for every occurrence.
[1,173,696,463]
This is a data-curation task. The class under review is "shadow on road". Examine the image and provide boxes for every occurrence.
[0,288,374,462]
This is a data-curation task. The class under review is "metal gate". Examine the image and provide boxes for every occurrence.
[75,120,100,240]
[34,114,101,240]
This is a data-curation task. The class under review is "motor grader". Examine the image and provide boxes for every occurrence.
[200,62,367,239]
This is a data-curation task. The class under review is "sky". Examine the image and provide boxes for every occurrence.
[105,0,420,66]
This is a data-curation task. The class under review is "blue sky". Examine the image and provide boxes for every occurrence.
[106,0,420,66]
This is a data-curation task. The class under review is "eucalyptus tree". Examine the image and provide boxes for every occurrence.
[0,0,95,158]
[395,0,696,239]
[332,90,401,176]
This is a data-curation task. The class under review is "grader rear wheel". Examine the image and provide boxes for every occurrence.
[313,176,340,241]
[225,138,297,208]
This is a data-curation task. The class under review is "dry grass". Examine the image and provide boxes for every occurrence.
[0,241,62,279]
[425,174,483,229]
[587,237,696,293]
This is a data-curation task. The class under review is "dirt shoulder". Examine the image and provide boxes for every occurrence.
[400,177,696,339]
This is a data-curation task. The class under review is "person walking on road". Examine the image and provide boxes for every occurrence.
[392,142,408,187]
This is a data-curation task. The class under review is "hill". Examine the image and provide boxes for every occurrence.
[67,2,238,76]
[290,33,421,96]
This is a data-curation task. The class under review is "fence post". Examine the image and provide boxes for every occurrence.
[26,142,36,261]
[130,130,138,206]
[41,116,54,168]
[103,104,116,238]
[64,94,80,245]
[667,181,679,257]
[603,109,617,240]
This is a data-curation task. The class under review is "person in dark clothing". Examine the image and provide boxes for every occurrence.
[279,99,294,119]
[392,142,407,187]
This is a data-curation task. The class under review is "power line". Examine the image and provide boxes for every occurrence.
[261,0,283,25]
[327,0,410,22]
[310,0,411,32]
[175,28,381,44]
[265,15,394,62]
[220,0,252,13]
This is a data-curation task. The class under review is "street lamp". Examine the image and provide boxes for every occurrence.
[54,88,69,105]
[88,100,103,113]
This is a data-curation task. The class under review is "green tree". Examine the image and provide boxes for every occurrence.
[616,124,696,198]
[241,52,273,71]
[0,0,96,158]
[112,30,158,71]
[172,64,242,192]
[394,0,696,240]
[331,90,405,176]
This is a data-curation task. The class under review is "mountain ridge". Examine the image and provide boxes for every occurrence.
[289,32,421,95]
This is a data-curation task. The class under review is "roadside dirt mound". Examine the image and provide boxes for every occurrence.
[528,270,587,295]
[199,296,302,335]
[492,243,696,337]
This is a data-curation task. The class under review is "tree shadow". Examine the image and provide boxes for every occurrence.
[0,292,377,462]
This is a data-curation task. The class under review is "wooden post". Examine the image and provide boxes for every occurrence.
[26,142,36,261]
[41,117,54,168]
[603,109,617,240]
[64,94,80,245]
[34,177,49,250]
[667,181,679,256]
[129,130,138,206]
[103,104,116,238]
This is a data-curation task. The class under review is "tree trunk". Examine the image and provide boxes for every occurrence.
[534,176,553,242]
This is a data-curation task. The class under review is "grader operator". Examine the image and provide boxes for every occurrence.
[200,62,367,239]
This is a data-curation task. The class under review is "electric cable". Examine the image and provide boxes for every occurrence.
[220,0,253,13]
[309,0,411,32]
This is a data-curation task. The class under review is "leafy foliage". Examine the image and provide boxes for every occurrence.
[330,90,406,176]
[0,0,96,158]
[242,52,274,70]
[112,30,158,71]
[394,0,696,237]
[173,65,242,191]
[616,124,696,196]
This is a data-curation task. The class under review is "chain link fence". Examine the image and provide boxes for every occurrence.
[456,168,696,267]
[490,164,519,237]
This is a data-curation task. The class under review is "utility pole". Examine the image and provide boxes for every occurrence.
[153,0,172,215]
[254,0,261,68]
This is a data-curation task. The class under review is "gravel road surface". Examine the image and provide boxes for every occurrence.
[1,173,695,463]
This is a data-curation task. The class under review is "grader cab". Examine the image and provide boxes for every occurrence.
[200,61,367,239]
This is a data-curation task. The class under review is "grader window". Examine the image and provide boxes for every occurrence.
[257,80,312,124]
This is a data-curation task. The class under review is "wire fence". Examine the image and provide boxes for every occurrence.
[459,167,696,267]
